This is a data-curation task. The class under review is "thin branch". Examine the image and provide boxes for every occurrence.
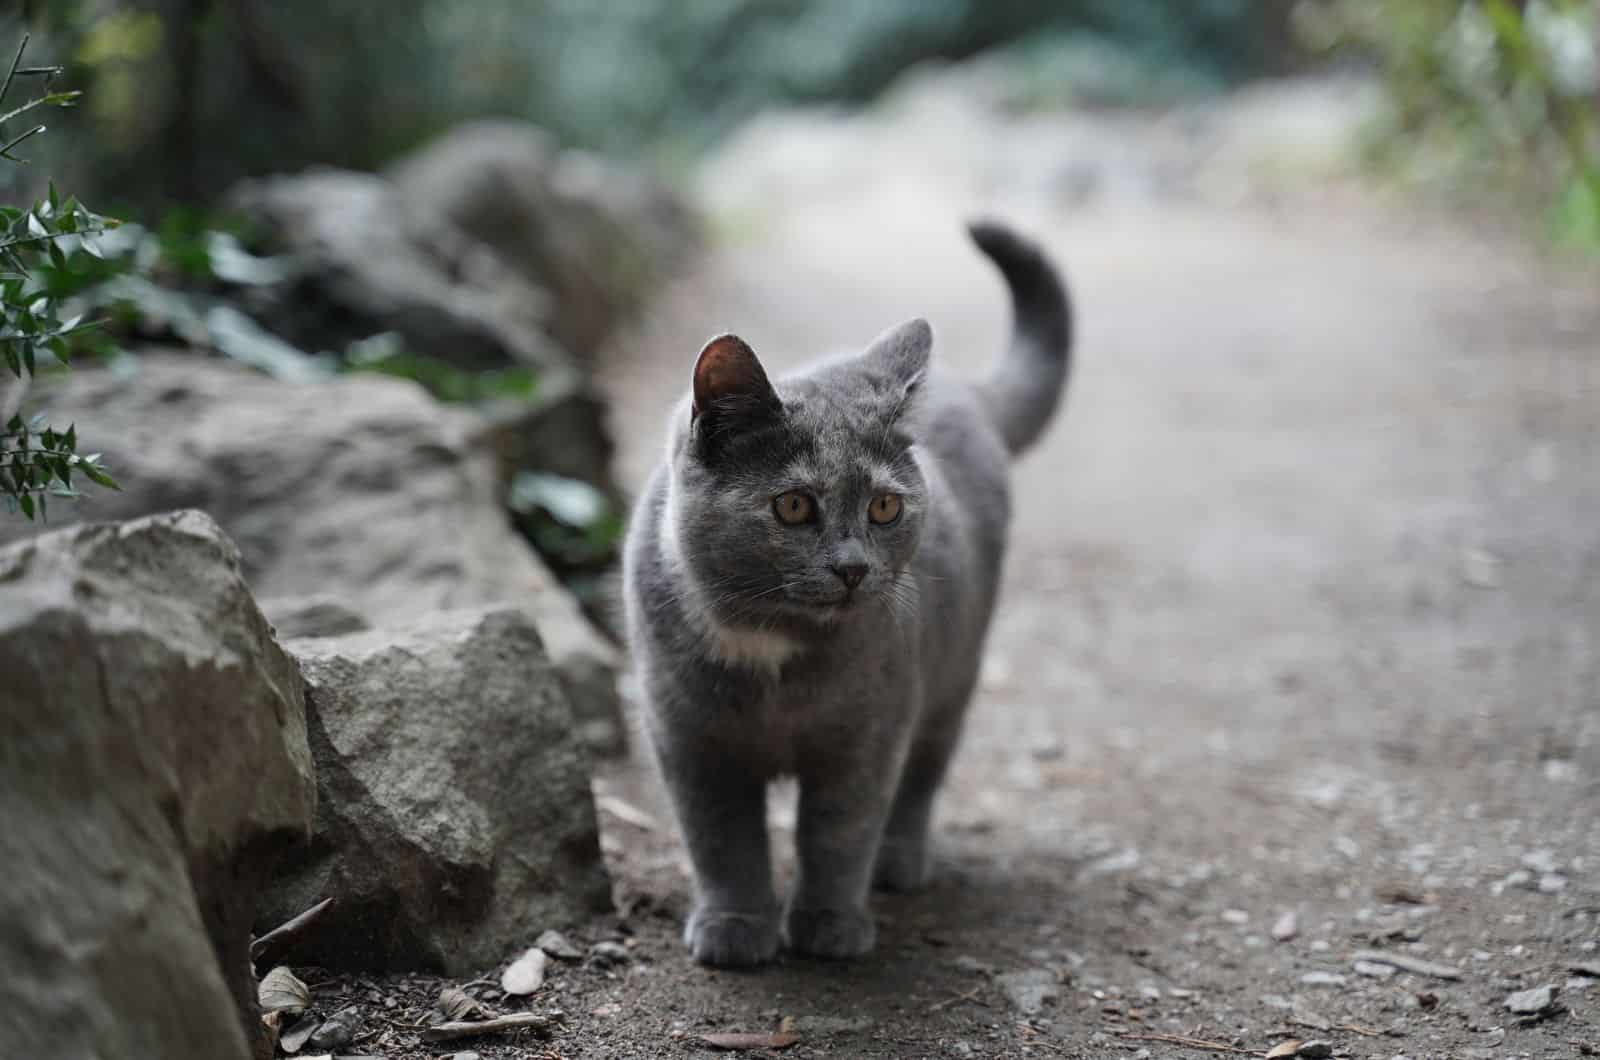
[420,1012,565,1043]
[250,897,335,967]
[0,223,114,254]
[0,123,45,162]
[0,34,28,111]
[1115,1031,1255,1055]
[0,91,81,129]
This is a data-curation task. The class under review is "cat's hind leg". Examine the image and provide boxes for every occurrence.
[873,696,972,893]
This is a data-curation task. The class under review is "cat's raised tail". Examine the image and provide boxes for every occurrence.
[968,219,1073,456]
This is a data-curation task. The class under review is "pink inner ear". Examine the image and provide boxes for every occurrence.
[693,334,766,417]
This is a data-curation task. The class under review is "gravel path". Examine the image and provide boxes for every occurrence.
[579,74,1600,1059]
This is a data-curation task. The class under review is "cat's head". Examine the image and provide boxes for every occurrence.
[666,319,931,634]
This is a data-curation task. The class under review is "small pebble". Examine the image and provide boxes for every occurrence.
[1298,971,1347,988]
[1271,910,1299,941]
[589,940,631,966]
[1354,959,1397,979]
[307,1006,361,1051]
[537,928,584,960]
[1505,984,1556,1014]
[1538,872,1568,893]
[1520,849,1558,874]
[450,1053,481,1060]
[1221,909,1250,926]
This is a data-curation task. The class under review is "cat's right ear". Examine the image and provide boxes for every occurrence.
[691,334,782,446]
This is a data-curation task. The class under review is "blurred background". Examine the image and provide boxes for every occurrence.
[3,3,1599,1056]
[3,0,1595,584]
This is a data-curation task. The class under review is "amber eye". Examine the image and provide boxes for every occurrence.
[773,491,816,526]
[868,493,902,526]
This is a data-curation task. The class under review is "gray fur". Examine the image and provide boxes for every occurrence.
[622,221,1071,965]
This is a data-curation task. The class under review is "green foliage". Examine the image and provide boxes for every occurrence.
[1,33,119,519]
[342,333,539,404]
[19,1,1295,212]
[1,410,117,519]
[1302,0,1600,250]
[508,471,624,576]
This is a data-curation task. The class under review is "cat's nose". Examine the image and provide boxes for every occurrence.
[832,563,868,590]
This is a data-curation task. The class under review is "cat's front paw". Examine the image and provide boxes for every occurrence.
[873,836,929,893]
[685,908,780,967]
[784,905,877,960]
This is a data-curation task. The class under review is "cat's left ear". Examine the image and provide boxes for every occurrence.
[862,318,931,399]
[691,334,783,452]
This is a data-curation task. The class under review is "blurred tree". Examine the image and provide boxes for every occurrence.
[1301,0,1599,248]
[16,0,1301,214]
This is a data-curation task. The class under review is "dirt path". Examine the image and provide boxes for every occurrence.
[577,76,1600,1059]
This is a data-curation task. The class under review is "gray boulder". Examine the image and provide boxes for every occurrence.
[227,167,575,379]
[6,355,619,683]
[388,120,696,358]
[267,607,612,972]
[0,510,316,1060]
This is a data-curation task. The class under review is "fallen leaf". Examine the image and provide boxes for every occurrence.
[259,1008,282,1053]
[258,965,310,1015]
[438,985,488,1021]
[1266,1041,1303,1059]
[280,1013,319,1054]
[501,946,548,995]
[697,1030,801,1051]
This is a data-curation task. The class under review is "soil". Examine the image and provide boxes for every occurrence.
[308,75,1600,1059]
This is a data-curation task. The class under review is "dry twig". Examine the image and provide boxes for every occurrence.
[1115,1030,1255,1055]
[420,1011,564,1043]
[251,897,335,967]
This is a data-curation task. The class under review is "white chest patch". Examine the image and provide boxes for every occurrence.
[705,624,803,670]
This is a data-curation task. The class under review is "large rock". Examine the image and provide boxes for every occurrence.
[266,607,612,972]
[227,167,575,379]
[388,120,696,358]
[0,510,316,1060]
[7,355,617,678]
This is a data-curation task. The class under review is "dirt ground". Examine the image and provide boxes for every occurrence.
[343,76,1600,1059]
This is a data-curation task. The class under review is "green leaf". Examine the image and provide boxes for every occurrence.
[47,180,58,211]
[81,462,119,490]
[18,492,33,519]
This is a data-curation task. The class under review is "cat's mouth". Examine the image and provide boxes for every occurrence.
[785,588,859,611]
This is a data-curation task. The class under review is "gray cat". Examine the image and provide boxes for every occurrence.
[622,220,1071,966]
